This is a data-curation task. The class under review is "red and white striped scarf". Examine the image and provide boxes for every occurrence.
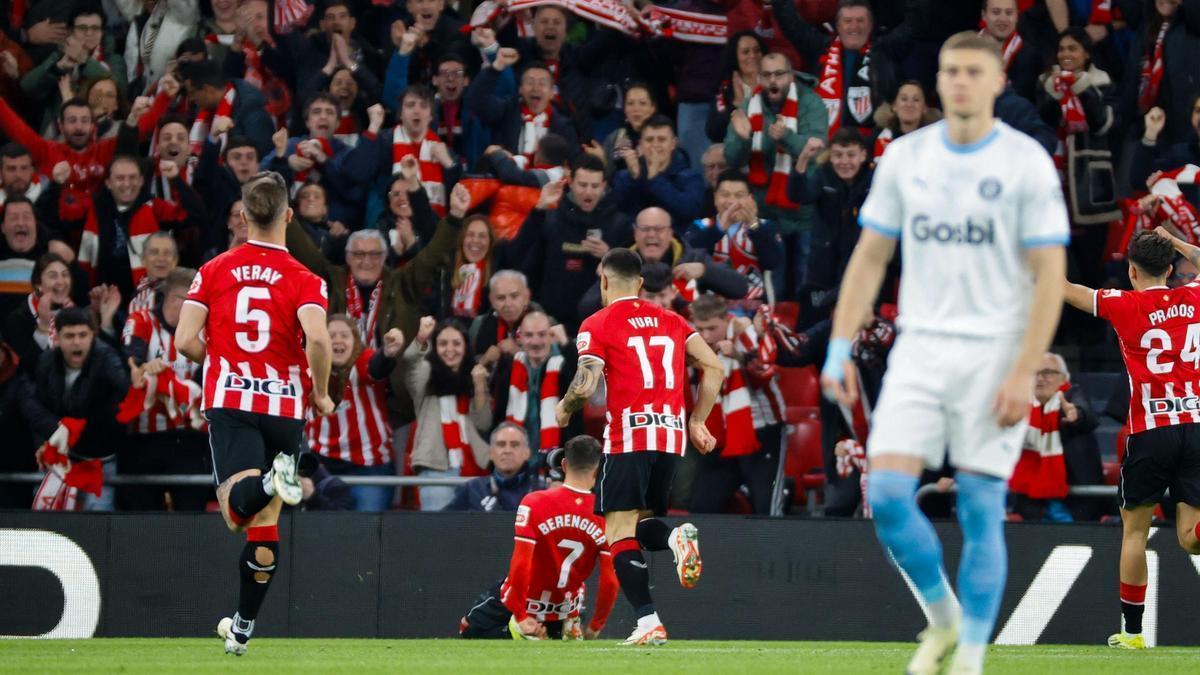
[308,349,393,467]
[391,127,447,216]
[816,38,872,137]
[505,352,563,451]
[439,394,487,476]
[704,355,759,457]
[873,127,894,159]
[1010,385,1070,499]
[712,222,765,300]
[1149,165,1200,243]
[119,308,204,433]
[747,84,800,208]
[1089,0,1113,24]
[517,105,551,167]
[78,199,186,288]
[32,417,99,510]
[345,277,383,349]
[1049,70,1089,170]
[292,136,335,190]
[452,261,486,318]
[981,29,1024,72]
[28,292,73,347]
[274,0,314,34]
[189,84,236,156]
[1138,19,1170,115]
[126,276,160,315]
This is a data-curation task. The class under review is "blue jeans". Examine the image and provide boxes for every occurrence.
[676,102,712,171]
[342,462,396,512]
[417,468,459,511]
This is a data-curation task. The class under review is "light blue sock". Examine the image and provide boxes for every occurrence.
[955,471,1009,646]
[868,471,951,608]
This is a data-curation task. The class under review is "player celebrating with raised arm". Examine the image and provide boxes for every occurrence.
[1064,228,1200,650]
[175,172,334,656]
[555,248,724,646]
[821,33,1069,675]
[459,435,620,641]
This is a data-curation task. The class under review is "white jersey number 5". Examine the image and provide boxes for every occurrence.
[235,287,272,353]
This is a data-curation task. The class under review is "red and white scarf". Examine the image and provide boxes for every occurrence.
[703,355,759,457]
[391,127,448,216]
[816,38,873,137]
[1149,165,1200,244]
[452,261,486,318]
[189,84,236,156]
[345,278,383,349]
[292,136,335,190]
[713,222,765,300]
[1089,0,1113,24]
[873,127,894,159]
[78,199,185,288]
[500,0,727,44]
[982,29,1024,72]
[32,417,102,511]
[505,352,563,451]
[747,84,800,208]
[274,0,314,34]
[439,394,486,476]
[28,292,73,347]
[1010,385,1070,500]
[517,105,551,167]
[1049,69,1089,170]
[1138,19,1170,115]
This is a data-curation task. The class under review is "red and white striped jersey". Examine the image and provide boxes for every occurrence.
[186,240,328,419]
[306,349,393,467]
[1095,284,1200,435]
[121,308,202,433]
[576,296,697,455]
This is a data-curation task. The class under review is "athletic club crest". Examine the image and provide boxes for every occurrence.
[847,86,872,123]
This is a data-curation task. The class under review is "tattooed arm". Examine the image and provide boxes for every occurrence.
[555,356,603,427]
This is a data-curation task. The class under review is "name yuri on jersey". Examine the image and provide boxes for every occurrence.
[533,512,607,546]
[911,215,994,246]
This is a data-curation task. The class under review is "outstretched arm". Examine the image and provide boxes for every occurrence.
[555,356,603,426]
[1063,280,1097,313]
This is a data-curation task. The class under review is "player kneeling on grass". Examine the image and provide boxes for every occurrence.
[1063,228,1200,650]
[176,172,335,656]
[459,435,618,640]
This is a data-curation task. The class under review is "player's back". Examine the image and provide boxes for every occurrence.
[186,241,328,419]
[1097,283,1200,433]
[576,297,696,454]
[505,486,608,621]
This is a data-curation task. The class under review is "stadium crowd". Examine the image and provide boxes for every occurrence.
[0,0,1197,519]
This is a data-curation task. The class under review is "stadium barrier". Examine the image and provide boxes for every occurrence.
[3,512,1200,645]
[915,483,1121,505]
[0,473,472,487]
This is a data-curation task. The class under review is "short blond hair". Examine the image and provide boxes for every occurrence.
[939,30,1004,68]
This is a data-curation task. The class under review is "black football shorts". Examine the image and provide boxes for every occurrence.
[1120,423,1200,509]
[205,408,305,484]
[596,451,679,515]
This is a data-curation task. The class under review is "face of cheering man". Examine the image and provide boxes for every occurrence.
[982,0,1019,41]
[533,6,568,60]
[836,4,872,51]
[107,158,145,207]
[347,234,386,286]
[489,425,531,479]
[161,282,189,328]
[633,207,673,264]
[401,91,433,139]
[71,11,104,54]
[320,2,357,39]
[1,201,37,253]
[830,139,868,182]
[407,0,444,33]
[225,145,260,184]
[306,98,339,139]
[296,184,328,223]
[59,103,95,151]
[701,145,726,189]
[329,318,356,368]
[433,59,468,102]
[329,69,359,110]
[1033,353,1069,405]
[1,152,35,196]
[58,322,95,370]
[516,312,552,367]
[758,54,794,106]
[490,275,531,326]
[713,177,753,224]
[695,312,730,349]
[638,123,678,171]
[519,67,554,116]
[156,121,191,169]
[568,166,605,213]
[87,79,119,121]
[143,233,179,282]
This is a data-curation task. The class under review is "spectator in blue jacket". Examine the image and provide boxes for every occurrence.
[611,115,705,237]
[444,422,546,512]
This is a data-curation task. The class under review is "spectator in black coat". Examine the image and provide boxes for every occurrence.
[19,307,130,463]
[181,61,276,159]
[0,197,82,318]
[1130,96,1200,207]
[510,154,628,333]
[611,115,705,234]
[464,49,581,160]
[787,129,879,317]
[1115,0,1200,146]
[193,136,260,259]
[6,253,77,376]
[479,134,572,189]
[995,85,1058,155]
[444,422,546,512]
[771,0,925,136]
[980,0,1043,103]
[687,170,784,305]
[284,1,387,87]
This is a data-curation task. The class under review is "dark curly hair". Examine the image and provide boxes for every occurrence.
[1128,230,1175,278]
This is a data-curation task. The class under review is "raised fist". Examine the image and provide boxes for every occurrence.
[493,47,520,71]
[417,315,436,345]
[159,159,180,181]
[536,179,565,210]
[211,115,235,138]
[1143,106,1166,143]
[383,328,405,358]
[471,26,497,50]
[367,103,386,132]
[449,183,472,218]
[51,161,72,185]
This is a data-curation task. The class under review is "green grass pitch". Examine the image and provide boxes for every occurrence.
[2,639,1198,674]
